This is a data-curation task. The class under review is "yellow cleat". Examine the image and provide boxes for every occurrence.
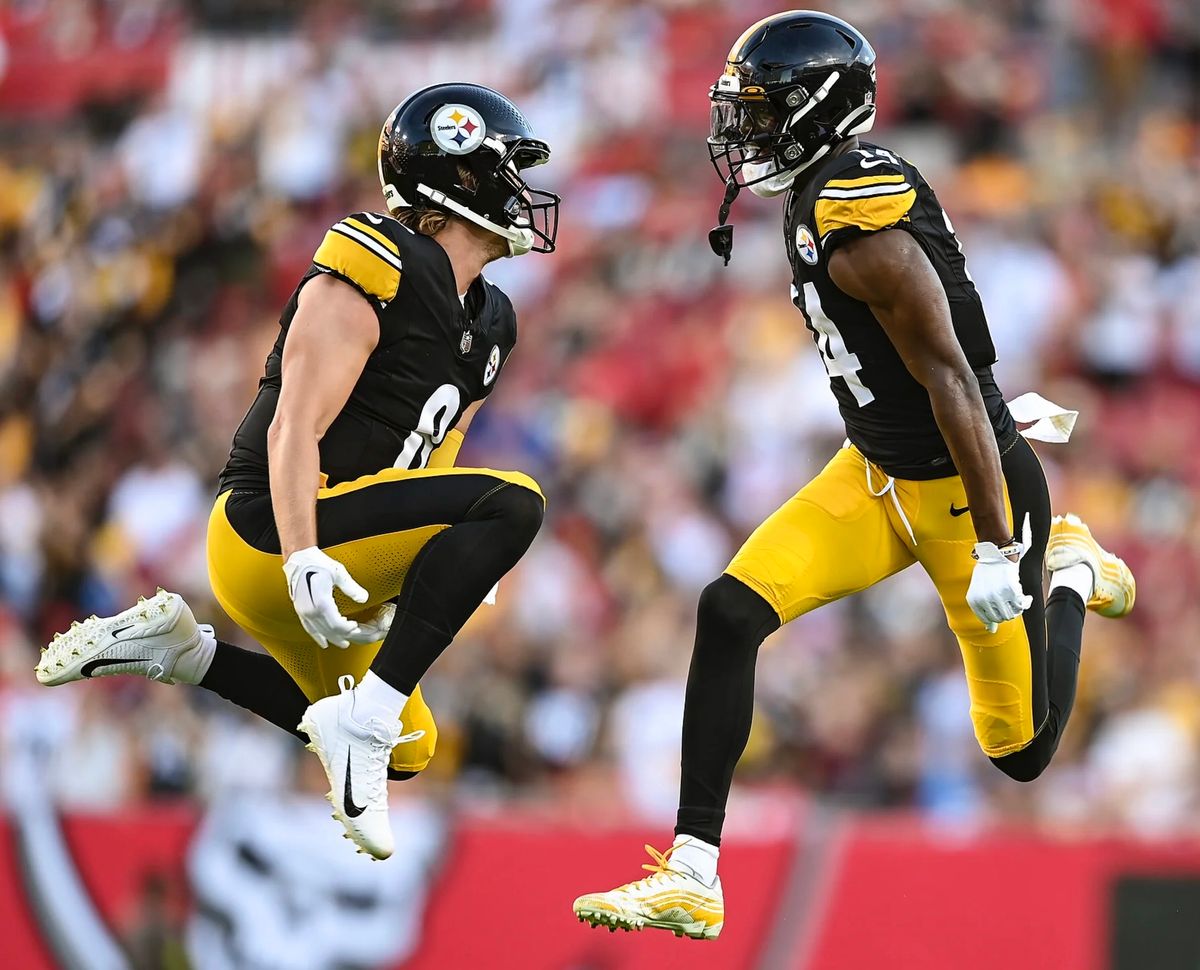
[1046,514,1135,618]
[572,843,723,941]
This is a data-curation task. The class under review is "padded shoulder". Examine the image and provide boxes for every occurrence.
[312,213,406,304]
[811,147,918,242]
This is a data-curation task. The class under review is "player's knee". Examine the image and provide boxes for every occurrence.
[696,574,779,648]
[475,480,545,545]
[990,741,1052,783]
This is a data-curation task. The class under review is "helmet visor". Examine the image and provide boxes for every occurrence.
[708,91,791,189]
[709,96,780,146]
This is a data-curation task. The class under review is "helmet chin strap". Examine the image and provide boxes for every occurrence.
[408,183,536,257]
[710,100,878,264]
[708,177,740,266]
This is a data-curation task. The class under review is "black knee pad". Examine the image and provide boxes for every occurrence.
[990,740,1052,783]
[696,575,780,647]
[475,482,545,544]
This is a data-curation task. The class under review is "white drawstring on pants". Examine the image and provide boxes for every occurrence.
[854,392,1077,548]
[863,457,917,546]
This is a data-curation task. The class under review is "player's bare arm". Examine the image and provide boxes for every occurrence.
[268,273,380,560]
[826,230,1011,548]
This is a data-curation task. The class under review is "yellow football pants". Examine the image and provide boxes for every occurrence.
[206,464,543,773]
[726,440,1050,757]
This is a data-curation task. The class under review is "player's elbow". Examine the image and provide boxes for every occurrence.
[920,358,978,399]
[267,409,320,450]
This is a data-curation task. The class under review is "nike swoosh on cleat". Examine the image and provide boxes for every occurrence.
[81,657,151,678]
[344,748,367,818]
[949,503,970,517]
[110,624,136,639]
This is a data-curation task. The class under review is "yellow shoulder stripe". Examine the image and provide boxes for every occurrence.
[342,217,400,255]
[823,174,907,190]
[815,189,917,238]
[313,223,402,303]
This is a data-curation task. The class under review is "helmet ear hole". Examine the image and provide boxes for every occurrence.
[454,163,480,197]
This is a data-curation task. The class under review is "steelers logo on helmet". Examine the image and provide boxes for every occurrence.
[431,103,487,155]
[796,224,819,265]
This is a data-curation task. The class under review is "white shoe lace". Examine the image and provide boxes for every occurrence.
[335,676,425,808]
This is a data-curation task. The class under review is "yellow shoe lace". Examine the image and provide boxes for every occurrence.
[624,843,680,892]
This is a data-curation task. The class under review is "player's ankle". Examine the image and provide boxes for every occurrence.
[173,624,216,685]
[670,834,719,885]
[354,670,411,725]
[1049,562,1094,604]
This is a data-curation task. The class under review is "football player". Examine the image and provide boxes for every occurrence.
[573,11,1135,940]
[36,83,558,859]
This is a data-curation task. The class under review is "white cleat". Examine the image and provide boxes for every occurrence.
[36,589,213,687]
[297,675,424,860]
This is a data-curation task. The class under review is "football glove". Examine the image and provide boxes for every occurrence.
[282,547,370,649]
[347,602,396,644]
[966,537,1032,635]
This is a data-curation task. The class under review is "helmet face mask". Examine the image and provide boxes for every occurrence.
[378,83,560,257]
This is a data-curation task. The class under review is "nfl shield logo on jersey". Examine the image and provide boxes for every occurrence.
[796,224,819,265]
[484,345,500,385]
[460,330,473,354]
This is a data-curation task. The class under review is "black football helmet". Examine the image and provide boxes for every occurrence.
[707,11,877,263]
[378,83,559,256]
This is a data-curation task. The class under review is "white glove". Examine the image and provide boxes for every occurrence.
[282,547,369,649]
[966,535,1032,635]
[347,602,395,644]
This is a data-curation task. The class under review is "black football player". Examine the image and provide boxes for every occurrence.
[574,11,1134,939]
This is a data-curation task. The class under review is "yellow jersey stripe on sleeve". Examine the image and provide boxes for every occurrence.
[814,188,918,239]
[822,174,908,190]
[342,217,400,256]
[313,225,402,302]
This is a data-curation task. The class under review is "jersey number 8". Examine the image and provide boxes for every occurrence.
[394,384,462,470]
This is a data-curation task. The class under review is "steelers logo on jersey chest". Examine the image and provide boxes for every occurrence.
[483,344,501,386]
[796,224,819,265]
[432,104,486,155]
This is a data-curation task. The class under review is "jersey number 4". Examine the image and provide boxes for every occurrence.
[795,282,875,407]
[395,384,462,470]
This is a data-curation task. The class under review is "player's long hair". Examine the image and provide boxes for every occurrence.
[394,165,477,237]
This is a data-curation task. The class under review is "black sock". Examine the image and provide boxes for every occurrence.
[199,641,311,741]
[991,587,1085,782]
[369,482,544,694]
[675,575,780,847]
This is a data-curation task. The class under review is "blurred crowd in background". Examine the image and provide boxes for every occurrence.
[1,0,1199,837]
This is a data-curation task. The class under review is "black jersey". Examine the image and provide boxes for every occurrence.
[218,213,516,493]
[784,142,1015,479]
